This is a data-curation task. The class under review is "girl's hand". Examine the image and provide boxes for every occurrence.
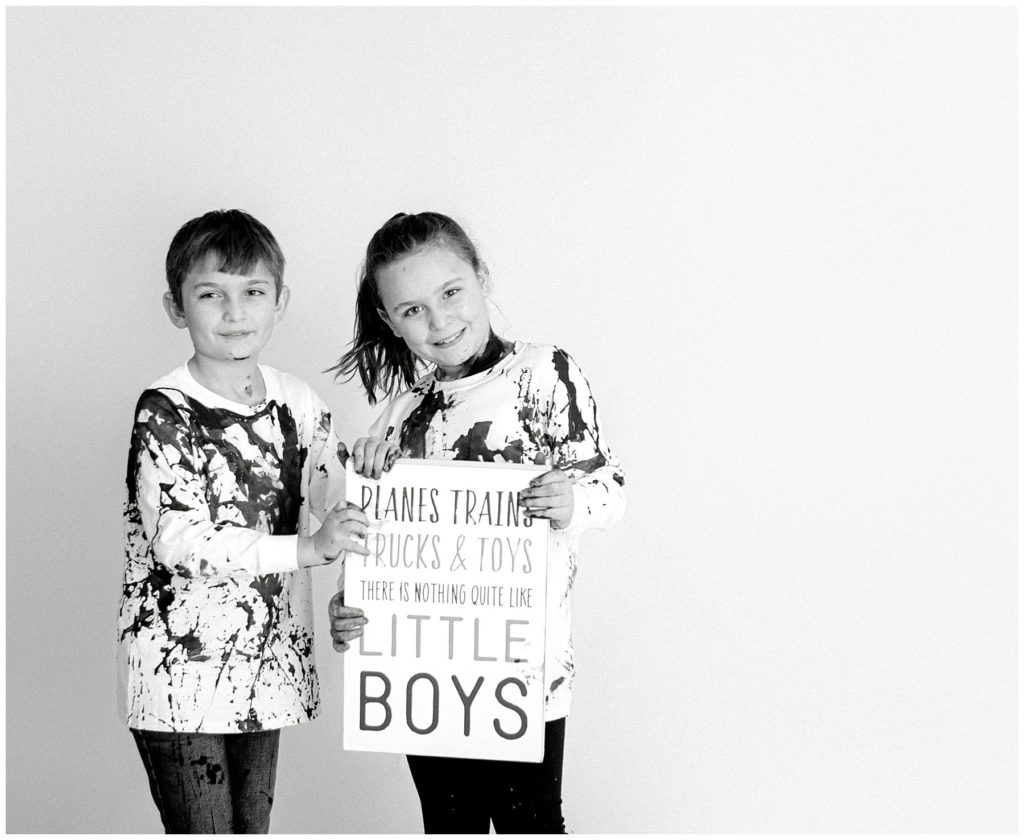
[519,469,574,530]
[328,590,368,652]
[352,436,401,479]
[301,503,371,568]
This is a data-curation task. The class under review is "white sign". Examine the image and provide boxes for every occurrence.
[342,459,549,762]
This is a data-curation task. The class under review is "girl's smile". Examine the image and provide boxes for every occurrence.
[433,328,466,347]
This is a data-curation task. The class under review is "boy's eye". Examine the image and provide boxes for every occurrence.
[246,288,266,296]
[198,292,220,299]
[443,288,461,298]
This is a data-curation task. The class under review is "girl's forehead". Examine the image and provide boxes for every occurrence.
[379,246,474,286]
[388,243,467,270]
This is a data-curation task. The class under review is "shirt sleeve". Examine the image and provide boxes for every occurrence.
[545,349,626,535]
[306,389,349,523]
[131,390,299,578]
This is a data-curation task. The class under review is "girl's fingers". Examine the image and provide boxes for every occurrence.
[528,470,568,487]
[355,440,377,475]
[352,439,367,472]
[332,616,368,632]
[332,629,366,642]
[370,444,390,479]
[329,602,364,617]
[526,505,571,519]
[521,484,567,500]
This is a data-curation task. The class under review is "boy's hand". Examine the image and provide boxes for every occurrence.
[301,503,370,568]
[328,590,367,652]
[519,469,574,530]
[352,437,401,479]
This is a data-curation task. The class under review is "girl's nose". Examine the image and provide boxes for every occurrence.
[427,308,449,331]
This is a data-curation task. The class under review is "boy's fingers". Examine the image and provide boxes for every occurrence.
[340,506,370,525]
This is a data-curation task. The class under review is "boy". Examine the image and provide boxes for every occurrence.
[117,209,368,833]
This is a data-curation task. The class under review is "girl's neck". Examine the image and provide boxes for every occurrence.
[188,356,266,405]
[435,331,513,382]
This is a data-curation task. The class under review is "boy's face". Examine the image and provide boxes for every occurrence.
[163,254,288,367]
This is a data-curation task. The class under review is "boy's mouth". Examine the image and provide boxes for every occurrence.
[221,331,254,339]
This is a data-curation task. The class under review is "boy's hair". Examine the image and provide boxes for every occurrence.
[166,209,285,308]
[329,212,485,405]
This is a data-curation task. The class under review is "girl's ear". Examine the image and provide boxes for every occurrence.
[377,307,403,338]
[478,261,493,296]
[162,292,188,329]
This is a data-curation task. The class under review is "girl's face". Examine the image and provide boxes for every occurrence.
[376,244,493,380]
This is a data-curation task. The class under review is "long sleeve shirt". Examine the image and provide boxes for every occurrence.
[365,341,625,719]
[117,363,347,732]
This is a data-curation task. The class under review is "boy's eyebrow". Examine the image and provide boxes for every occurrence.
[192,275,272,289]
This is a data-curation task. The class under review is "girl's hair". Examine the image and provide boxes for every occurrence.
[330,211,485,405]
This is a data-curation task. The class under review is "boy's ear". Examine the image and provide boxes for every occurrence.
[377,307,402,338]
[274,285,290,323]
[162,292,188,329]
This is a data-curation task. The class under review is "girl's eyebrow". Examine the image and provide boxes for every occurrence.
[391,278,465,312]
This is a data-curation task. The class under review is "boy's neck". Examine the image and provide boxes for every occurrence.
[187,356,266,405]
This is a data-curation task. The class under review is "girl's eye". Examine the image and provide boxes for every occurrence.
[403,305,423,318]
[443,288,461,298]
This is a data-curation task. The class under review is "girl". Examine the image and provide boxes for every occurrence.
[328,211,625,833]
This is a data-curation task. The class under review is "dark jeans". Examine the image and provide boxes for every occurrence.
[406,717,567,834]
[131,728,280,834]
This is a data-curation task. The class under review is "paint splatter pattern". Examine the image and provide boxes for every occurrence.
[369,342,625,720]
[118,364,347,732]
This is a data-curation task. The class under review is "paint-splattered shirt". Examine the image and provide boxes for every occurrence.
[365,341,625,720]
[118,364,347,733]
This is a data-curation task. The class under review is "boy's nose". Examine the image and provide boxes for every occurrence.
[223,298,245,321]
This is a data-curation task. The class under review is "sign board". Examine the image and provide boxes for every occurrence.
[342,459,549,762]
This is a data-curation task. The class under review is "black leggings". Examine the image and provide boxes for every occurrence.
[406,718,567,834]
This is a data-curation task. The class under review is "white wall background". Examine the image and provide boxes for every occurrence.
[6,6,1016,834]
